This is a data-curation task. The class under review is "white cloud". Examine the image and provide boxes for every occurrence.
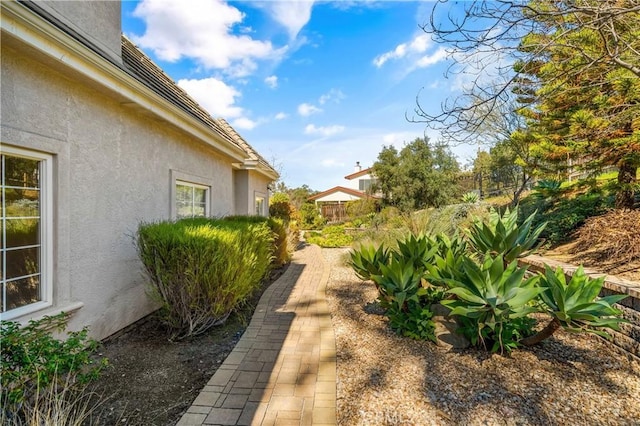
[178,77,243,118]
[232,117,258,130]
[304,124,345,137]
[264,75,278,89]
[414,47,449,69]
[258,1,316,39]
[318,88,345,105]
[131,0,285,77]
[275,112,288,120]
[177,77,262,130]
[298,103,323,116]
[373,33,447,70]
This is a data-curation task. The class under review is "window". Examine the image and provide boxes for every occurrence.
[1,146,53,318]
[359,179,377,192]
[255,196,265,216]
[176,180,209,219]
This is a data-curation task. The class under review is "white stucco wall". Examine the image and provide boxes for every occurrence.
[233,169,271,216]
[346,172,373,191]
[32,1,122,64]
[249,170,271,216]
[1,44,237,339]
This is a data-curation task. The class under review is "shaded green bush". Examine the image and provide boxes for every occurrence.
[520,191,613,246]
[137,217,274,340]
[268,217,290,266]
[1,313,107,416]
[345,198,378,219]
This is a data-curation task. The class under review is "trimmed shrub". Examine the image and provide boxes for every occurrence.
[224,215,292,266]
[137,217,274,340]
[268,217,290,266]
[269,193,294,221]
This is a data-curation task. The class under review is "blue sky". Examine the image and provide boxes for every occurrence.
[122,0,477,191]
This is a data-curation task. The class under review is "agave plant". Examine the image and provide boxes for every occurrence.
[371,258,427,312]
[467,206,546,263]
[532,179,564,200]
[371,259,437,341]
[461,191,480,204]
[434,233,467,259]
[392,234,439,271]
[349,244,391,282]
[521,265,627,345]
[442,254,543,353]
[424,247,466,287]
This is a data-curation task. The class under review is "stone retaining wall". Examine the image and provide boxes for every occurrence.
[519,255,640,358]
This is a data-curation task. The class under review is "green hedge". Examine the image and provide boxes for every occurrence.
[223,215,290,266]
[137,217,274,340]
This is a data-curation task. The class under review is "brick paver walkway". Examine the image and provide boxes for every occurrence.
[177,244,337,426]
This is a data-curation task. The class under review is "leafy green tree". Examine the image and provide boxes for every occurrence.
[516,4,640,208]
[372,137,460,211]
[417,0,640,208]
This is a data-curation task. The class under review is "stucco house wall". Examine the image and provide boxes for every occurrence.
[1,44,239,339]
[32,0,122,64]
[0,0,277,340]
[345,172,373,191]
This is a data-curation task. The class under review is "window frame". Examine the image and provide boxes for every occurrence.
[170,170,213,220]
[1,145,54,320]
[254,194,265,216]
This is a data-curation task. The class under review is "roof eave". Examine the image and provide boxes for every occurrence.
[1,1,248,162]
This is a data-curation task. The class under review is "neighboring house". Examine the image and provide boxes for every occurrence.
[309,162,379,222]
[0,1,278,340]
[344,162,378,193]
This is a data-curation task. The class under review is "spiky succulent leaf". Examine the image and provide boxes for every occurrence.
[467,206,547,263]
[538,265,628,336]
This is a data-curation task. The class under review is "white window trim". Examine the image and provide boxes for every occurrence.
[170,170,213,219]
[1,145,53,321]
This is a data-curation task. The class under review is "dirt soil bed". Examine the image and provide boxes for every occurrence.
[323,248,640,426]
[87,266,287,426]
[543,209,640,282]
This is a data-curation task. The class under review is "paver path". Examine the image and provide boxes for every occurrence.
[177,244,337,426]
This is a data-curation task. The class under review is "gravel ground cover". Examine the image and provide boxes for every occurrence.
[322,248,640,426]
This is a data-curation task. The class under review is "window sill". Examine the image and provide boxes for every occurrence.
[0,301,84,325]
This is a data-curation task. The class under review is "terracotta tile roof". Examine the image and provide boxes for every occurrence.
[216,118,274,172]
[308,186,380,201]
[344,167,372,180]
[121,36,277,176]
